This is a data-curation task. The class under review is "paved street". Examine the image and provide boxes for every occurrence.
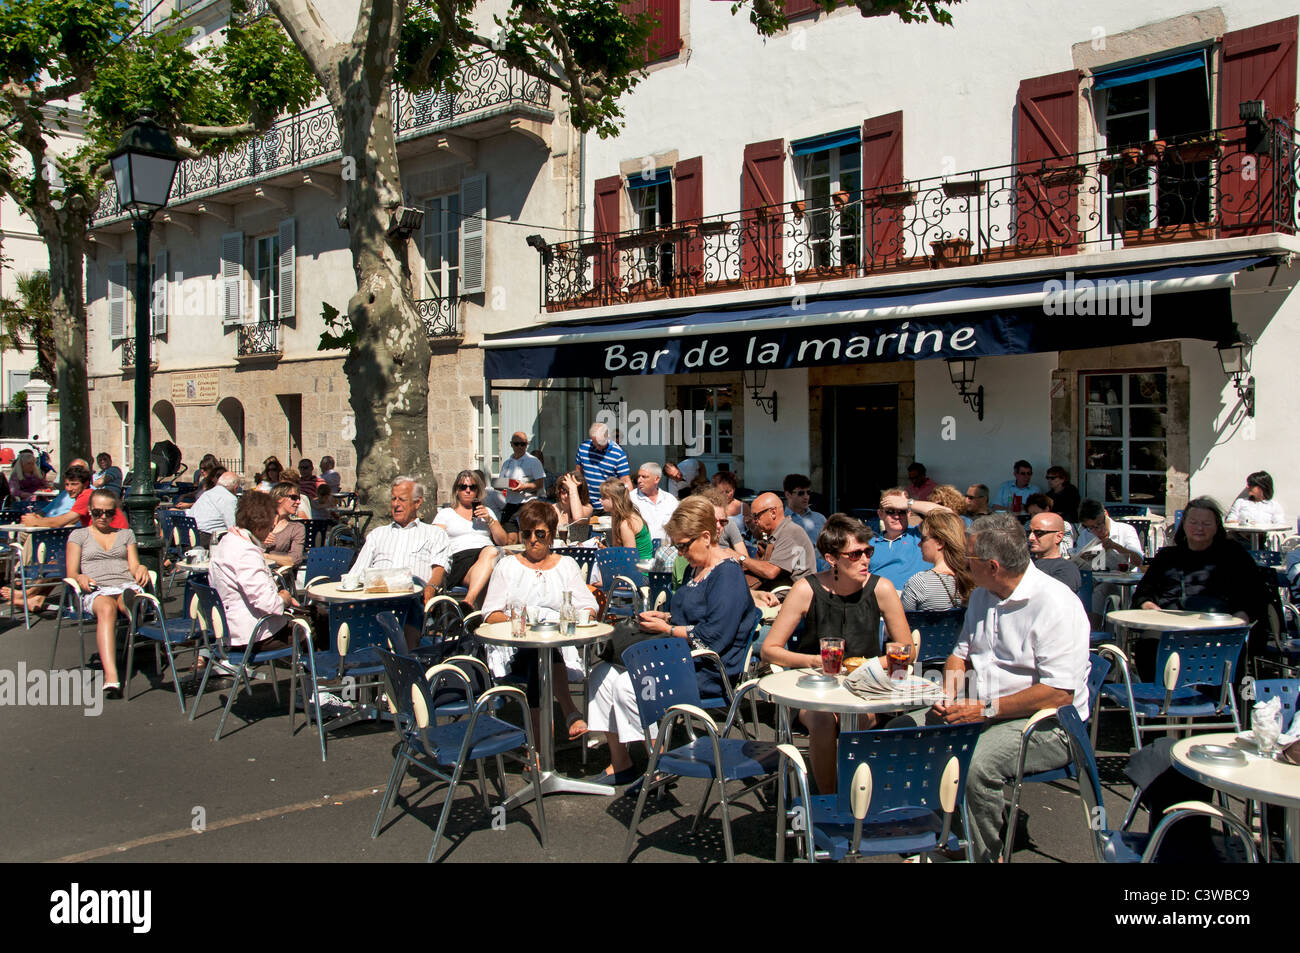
[0,599,1145,865]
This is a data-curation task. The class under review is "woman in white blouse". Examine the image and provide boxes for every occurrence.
[481,500,598,742]
[433,469,508,607]
[1226,471,1286,527]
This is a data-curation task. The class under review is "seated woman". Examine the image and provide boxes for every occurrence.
[1226,470,1285,527]
[433,469,508,607]
[481,500,598,741]
[927,484,970,527]
[310,483,339,523]
[711,470,745,536]
[587,497,759,785]
[207,491,301,663]
[9,450,49,501]
[263,482,306,569]
[1132,497,1270,665]
[257,456,284,493]
[598,478,653,560]
[279,468,313,519]
[552,470,594,543]
[900,509,973,611]
[66,489,151,699]
[761,514,913,795]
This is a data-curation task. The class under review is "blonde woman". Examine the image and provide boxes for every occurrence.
[599,478,652,559]
[433,469,508,607]
[900,509,974,611]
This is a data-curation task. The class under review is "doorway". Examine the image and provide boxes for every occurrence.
[824,384,898,514]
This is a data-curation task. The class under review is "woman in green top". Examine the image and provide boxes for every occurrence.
[600,478,653,559]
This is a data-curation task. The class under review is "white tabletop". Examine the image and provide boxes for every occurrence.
[306,580,422,603]
[475,619,612,649]
[0,523,55,533]
[1105,608,1247,632]
[1092,571,1143,585]
[1115,514,1164,523]
[1171,733,1300,810]
[759,667,944,714]
[1224,522,1291,533]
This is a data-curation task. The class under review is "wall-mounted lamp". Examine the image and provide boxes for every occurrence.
[947,357,984,421]
[592,376,619,413]
[1239,99,1273,155]
[743,368,778,422]
[1216,334,1256,417]
[386,205,425,240]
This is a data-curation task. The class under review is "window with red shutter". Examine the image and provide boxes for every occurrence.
[861,112,904,268]
[1015,70,1081,251]
[1219,15,1298,237]
[593,175,623,303]
[741,139,786,287]
[784,0,822,18]
[623,0,681,64]
[674,157,703,287]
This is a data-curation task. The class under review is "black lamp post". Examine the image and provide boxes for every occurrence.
[108,109,181,573]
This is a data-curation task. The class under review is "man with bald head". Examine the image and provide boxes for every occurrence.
[739,491,815,591]
[1028,511,1081,593]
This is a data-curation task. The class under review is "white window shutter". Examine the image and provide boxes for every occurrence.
[108,260,127,341]
[459,174,486,295]
[278,218,296,319]
[221,231,244,325]
[151,250,168,335]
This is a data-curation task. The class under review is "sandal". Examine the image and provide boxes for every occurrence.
[565,711,588,740]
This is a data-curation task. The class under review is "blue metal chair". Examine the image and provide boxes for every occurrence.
[777,723,982,862]
[1019,705,1258,862]
[369,650,547,862]
[641,570,675,612]
[301,545,356,589]
[10,526,73,630]
[297,518,333,555]
[1107,504,1147,518]
[1095,629,1248,750]
[593,547,644,621]
[1250,549,1285,567]
[621,638,777,862]
[1078,569,1121,646]
[553,547,598,583]
[122,579,204,712]
[910,608,966,667]
[1249,677,1298,726]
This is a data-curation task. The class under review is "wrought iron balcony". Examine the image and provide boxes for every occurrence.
[414,295,460,338]
[542,121,1300,312]
[120,337,156,369]
[236,320,280,358]
[92,57,550,223]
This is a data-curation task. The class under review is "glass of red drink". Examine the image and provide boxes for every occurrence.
[886,642,911,677]
[819,637,845,676]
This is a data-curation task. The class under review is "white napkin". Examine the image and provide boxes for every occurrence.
[1247,696,1299,747]
[844,657,936,698]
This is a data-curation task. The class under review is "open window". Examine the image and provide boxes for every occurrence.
[793,128,861,276]
[421,192,461,299]
[629,167,673,287]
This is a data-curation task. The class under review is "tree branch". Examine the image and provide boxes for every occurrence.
[266,0,346,101]
[176,121,261,140]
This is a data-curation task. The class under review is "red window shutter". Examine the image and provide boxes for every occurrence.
[1219,16,1298,237]
[1015,70,1081,251]
[741,138,786,286]
[624,0,680,64]
[593,175,623,302]
[674,156,703,284]
[785,0,821,17]
[861,111,904,267]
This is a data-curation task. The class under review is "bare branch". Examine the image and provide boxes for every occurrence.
[266,0,346,100]
[176,121,261,139]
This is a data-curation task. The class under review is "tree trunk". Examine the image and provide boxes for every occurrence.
[337,83,436,514]
[42,211,92,472]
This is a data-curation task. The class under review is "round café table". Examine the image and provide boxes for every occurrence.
[1104,607,1247,660]
[759,666,946,738]
[1113,513,1166,558]
[1171,732,1300,862]
[1091,570,1143,610]
[0,523,56,535]
[305,580,422,604]
[474,619,615,807]
[1224,522,1291,552]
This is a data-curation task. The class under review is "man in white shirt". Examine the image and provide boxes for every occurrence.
[1073,499,1145,571]
[631,462,678,543]
[497,432,545,528]
[190,470,241,544]
[923,513,1089,862]
[352,477,451,605]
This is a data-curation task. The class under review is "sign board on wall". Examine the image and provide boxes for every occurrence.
[170,371,220,406]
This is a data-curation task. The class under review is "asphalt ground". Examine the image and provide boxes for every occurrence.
[0,591,1150,867]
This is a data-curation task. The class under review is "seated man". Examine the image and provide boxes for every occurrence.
[964,483,992,518]
[1025,493,1074,554]
[740,492,815,591]
[906,462,939,501]
[631,462,678,544]
[1074,498,1144,619]
[92,453,123,498]
[901,513,1089,863]
[783,473,826,549]
[992,460,1041,513]
[189,469,241,546]
[352,477,451,607]
[1028,512,1081,593]
[866,488,927,592]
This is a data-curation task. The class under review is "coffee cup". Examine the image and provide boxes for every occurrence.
[341,572,362,590]
[577,607,593,625]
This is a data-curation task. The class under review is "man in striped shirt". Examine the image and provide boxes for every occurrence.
[575,421,630,512]
[352,477,452,604]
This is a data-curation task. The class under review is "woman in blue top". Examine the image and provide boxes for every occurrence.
[586,496,759,784]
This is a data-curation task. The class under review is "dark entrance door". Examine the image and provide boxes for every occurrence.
[825,384,899,515]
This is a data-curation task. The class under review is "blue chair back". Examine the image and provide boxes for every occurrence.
[644,570,675,611]
[1251,549,1285,567]
[376,648,428,725]
[298,518,332,554]
[911,609,966,664]
[303,545,356,584]
[555,547,598,583]
[1152,629,1248,690]
[187,578,231,652]
[1249,678,1298,728]
[2,499,39,516]
[1085,652,1111,713]
[836,723,983,816]
[1077,569,1095,609]
[622,638,702,732]
[1056,705,1105,812]
[595,546,644,589]
[329,601,410,655]
[1106,504,1147,518]
[30,526,74,575]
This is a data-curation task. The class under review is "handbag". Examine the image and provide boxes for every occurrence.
[596,618,663,666]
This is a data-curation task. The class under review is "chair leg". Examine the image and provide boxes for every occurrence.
[689,777,714,833]
[475,759,491,814]
[494,754,508,800]
[48,595,61,666]
[717,781,736,863]
[529,749,548,850]
[188,659,214,720]
[428,761,467,862]
[268,660,280,704]
[124,636,137,701]
[371,747,408,839]
[213,668,246,741]
[622,747,662,862]
[162,640,186,714]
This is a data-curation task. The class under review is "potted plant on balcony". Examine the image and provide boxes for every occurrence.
[1141,139,1167,165]
[878,187,917,209]
[1170,133,1224,164]
[831,190,851,207]
[942,179,982,198]
[1036,164,1086,187]
[929,237,975,267]
[1120,145,1143,168]
[790,199,806,220]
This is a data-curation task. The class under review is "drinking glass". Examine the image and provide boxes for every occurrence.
[508,600,527,638]
[819,637,845,676]
[886,641,911,677]
[1254,722,1280,759]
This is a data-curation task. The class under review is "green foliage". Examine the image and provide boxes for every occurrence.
[0,0,130,86]
[0,271,57,396]
[735,0,957,37]
[9,390,27,413]
[317,301,357,352]
[215,15,320,121]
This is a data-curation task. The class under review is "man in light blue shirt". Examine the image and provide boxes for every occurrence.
[190,470,241,543]
[993,459,1041,513]
[38,456,90,518]
[783,473,827,570]
[574,421,630,512]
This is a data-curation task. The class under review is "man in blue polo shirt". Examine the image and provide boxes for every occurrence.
[574,421,630,512]
[867,488,953,591]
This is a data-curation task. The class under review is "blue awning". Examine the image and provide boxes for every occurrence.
[792,128,861,155]
[482,257,1268,380]
[627,168,671,190]
[1093,50,1207,90]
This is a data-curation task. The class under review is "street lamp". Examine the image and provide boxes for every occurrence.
[108,109,181,571]
[1216,334,1256,417]
[946,357,984,421]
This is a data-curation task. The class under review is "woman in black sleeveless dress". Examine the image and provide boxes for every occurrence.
[762,514,913,795]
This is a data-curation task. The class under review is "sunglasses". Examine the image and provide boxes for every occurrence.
[672,534,703,549]
[89,507,117,518]
[287,494,301,501]
[881,508,908,517]
[837,547,872,562]
[751,506,778,520]
[790,489,809,496]
[456,483,477,491]
[511,441,527,447]
[1028,528,1061,537]
[523,529,551,541]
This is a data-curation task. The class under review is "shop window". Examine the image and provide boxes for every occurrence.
[1080,370,1168,506]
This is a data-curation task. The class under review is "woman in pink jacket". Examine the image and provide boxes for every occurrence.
[208,491,300,651]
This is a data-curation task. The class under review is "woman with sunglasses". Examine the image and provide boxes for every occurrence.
[587,496,759,784]
[900,509,973,611]
[263,482,306,568]
[257,457,284,492]
[433,469,508,607]
[598,478,653,560]
[761,513,914,794]
[66,489,151,699]
[481,500,598,740]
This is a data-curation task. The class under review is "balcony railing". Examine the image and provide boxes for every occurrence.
[120,337,156,369]
[93,57,550,223]
[543,121,1300,311]
[414,295,460,338]
[236,320,280,357]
